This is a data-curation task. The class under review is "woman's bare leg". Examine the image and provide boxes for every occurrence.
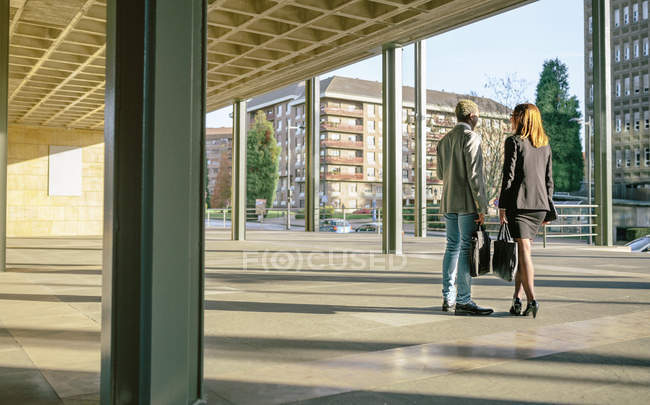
[516,238,535,302]
[513,257,524,300]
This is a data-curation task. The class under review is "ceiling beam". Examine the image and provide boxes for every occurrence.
[18,45,105,122]
[8,0,97,103]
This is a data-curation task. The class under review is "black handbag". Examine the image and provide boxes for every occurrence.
[469,225,491,277]
[492,224,518,282]
[544,199,558,222]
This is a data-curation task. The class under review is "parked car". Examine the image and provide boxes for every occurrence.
[352,208,371,214]
[320,219,352,233]
[625,235,650,253]
[354,222,382,233]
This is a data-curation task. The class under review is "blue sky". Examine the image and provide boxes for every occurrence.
[207,0,585,137]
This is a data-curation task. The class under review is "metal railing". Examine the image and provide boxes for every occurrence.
[206,204,598,247]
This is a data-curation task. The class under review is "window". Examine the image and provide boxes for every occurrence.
[645,111,650,129]
[633,3,639,22]
[366,167,375,178]
[589,16,593,33]
[616,115,622,132]
[624,43,630,60]
[625,77,631,95]
[330,133,340,140]
[634,40,640,58]
[616,150,622,168]
[277,104,283,115]
[367,152,375,163]
[328,149,340,157]
[645,148,650,166]
[625,113,631,131]
[644,38,649,56]
[615,8,620,26]
[277,119,283,131]
[366,104,374,117]
[402,169,409,180]
[624,6,629,24]
[367,120,375,133]
[644,1,649,19]
[590,85,594,102]
[645,74,649,92]
[635,149,641,167]
[615,45,621,62]
[635,76,641,94]
[589,51,593,69]
[625,149,631,167]
[635,112,641,130]
[367,135,375,147]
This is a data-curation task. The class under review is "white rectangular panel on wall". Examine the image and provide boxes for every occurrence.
[49,145,82,196]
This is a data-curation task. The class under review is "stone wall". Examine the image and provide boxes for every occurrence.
[7,125,104,237]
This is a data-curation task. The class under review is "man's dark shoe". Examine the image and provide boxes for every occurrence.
[455,301,493,316]
[442,300,455,312]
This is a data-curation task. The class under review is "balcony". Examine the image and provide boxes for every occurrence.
[427,178,442,185]
[426,161,436,169]
[321,172,363,181]
[321,106,364,118]
[323,156,363,165]
[320,122,364,133]
[321,139,364,149]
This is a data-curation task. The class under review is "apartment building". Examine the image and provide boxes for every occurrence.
[585,0,650,199]
[247,76,509,210]
[206,127,233,206]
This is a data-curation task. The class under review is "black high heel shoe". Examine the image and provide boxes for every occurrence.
[523,300,540,318]
[509,298,522,316]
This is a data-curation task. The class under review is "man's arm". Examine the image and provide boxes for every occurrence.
[436,141,444,181]
[498,136,517,209]
[463,131,488,214]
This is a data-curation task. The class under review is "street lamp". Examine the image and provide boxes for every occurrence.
[286,125,304,230]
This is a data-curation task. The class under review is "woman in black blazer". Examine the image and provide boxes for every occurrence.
[498,103,554,318]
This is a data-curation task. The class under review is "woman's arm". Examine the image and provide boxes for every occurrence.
[498,136,517,210]
[546,147,554,198]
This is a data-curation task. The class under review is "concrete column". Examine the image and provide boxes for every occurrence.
[592,0,613,246]
[101,1,206,404]
[231,100,247,241]
[382,44,403,255]
[414,41,427,238]
[305,78,320,232]
[0,0,8,272]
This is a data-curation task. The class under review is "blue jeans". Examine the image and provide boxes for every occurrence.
[442,213,477,305]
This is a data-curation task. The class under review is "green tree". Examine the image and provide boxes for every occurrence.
[535,58,584,192]
[247,111,281,207]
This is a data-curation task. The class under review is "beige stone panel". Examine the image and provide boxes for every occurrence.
[80,221,102,236]
[63,206,80,221]
[53,132,82,146]
[63,221,81,235]
[31,221,54,235]
[52,207,66,221]
[83,176,103,192]
[7,190,25,205]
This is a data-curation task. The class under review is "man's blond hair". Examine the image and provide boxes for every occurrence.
[455,99,479,121]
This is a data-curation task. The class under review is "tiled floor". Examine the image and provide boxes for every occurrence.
[1,231,649,404]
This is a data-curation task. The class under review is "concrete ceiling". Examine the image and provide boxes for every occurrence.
[7,0,532,130]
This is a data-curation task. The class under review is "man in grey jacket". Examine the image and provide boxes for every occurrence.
[436,100,493,316]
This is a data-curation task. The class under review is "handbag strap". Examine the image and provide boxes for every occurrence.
[498,223,513,241]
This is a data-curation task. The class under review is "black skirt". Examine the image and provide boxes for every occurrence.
[506,209,546,240]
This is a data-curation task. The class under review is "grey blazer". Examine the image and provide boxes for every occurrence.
[437,123,488,214]
[498,134,554,211]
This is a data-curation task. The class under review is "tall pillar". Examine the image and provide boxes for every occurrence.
[101,1,206,404]
[592,0,613,246]
[0,0,8,272]
[305,77,320,232]
[231,100,247,241]
[382,44,403,255]
[414,41,427,238]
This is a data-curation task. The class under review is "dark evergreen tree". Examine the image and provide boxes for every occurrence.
[535,58,584,192]
[247,111,281,207]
